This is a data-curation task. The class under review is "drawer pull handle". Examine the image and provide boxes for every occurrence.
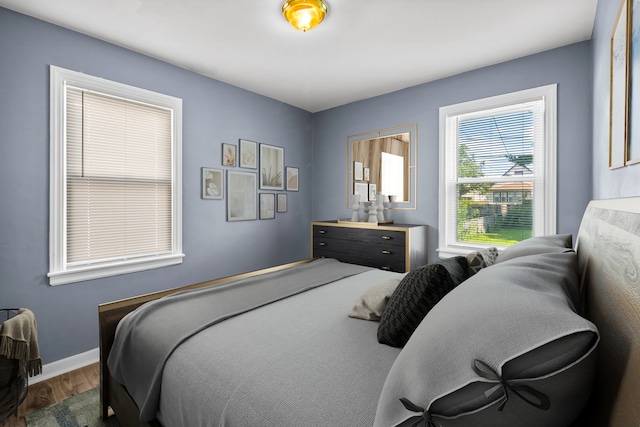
[381,266,391,271]
[382,250,391,255]
[382,236,392,240]
[319,230,326,234]
[319,242,326,246]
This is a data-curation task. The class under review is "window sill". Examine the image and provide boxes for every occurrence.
[48,253,185,286]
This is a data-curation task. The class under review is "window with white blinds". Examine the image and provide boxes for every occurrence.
[49,66,183,285]
[438,85,557,258]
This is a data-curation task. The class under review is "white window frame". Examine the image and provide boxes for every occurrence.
[48,66,183,285]
[438,84,557,258]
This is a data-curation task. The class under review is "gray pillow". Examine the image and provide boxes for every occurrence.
[374,252,598,427]
[377,257,468,348]
[348,274,406,321]
[466,247,499,276]
[494,234,573,264]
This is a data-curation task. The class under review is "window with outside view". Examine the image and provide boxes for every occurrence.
[438,85,557,257]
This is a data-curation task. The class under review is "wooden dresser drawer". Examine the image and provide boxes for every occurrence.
[313,237,405,272]
[313,225,406,247]
[310,221,427,273]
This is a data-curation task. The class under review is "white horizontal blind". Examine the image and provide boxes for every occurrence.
[66,87,173,265]
[450,100,544,246]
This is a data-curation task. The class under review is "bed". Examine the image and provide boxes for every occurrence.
[98,196,640,427]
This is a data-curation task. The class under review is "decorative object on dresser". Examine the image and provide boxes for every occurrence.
[367,202,378,223]
[376,194,386,222]
[350,194,361,221]
[311,221,427,273]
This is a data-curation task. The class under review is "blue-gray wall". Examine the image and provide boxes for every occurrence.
[592,0,640,198]
[312,42,594,262]
[0,8,312,363]
[1,1,632,366]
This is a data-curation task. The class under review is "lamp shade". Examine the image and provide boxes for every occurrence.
[282,0,327,32]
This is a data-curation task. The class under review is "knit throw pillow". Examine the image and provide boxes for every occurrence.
[377,257,468,348]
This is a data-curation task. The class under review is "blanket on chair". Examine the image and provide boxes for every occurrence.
[0,308,42,377]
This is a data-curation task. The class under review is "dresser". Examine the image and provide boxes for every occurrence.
[311,221,428,273]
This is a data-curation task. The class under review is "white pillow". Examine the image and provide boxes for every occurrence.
[349,274,406,321]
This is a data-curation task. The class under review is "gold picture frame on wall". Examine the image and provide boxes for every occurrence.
[628,0,640,165]
[610,0,629,169]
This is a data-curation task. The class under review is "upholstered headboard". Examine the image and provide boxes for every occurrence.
[575,197,640,426]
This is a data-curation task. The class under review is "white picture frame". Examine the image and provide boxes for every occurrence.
[227,170,257,221]
[354,182,368,203]
[277,193,287,213]
[286,166,299,191]
[222,143,237,167]
[354,161,364,181]
[259,143,285,190]
[259,193,275,219]
[368,183,377,201]
[239,139,257,169]
[202,167,223,200]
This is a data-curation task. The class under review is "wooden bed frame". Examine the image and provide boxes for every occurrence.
[98,197,640,427]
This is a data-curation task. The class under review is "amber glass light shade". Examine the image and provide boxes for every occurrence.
[282,0,327,32]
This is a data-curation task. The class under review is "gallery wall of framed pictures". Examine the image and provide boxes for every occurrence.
[610,0,640,169]
[201,138,298,221]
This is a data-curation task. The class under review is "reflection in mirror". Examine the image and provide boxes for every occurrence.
[346,124,417,210]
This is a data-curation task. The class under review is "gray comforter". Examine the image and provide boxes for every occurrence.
[108,259,399,425]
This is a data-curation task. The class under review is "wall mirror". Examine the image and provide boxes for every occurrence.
[346,123,417,210]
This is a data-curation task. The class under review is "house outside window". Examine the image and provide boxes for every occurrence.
[48,66,183,285]
[438,85,557,257]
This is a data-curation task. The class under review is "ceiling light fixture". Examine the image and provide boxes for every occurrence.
[282,0,328,32]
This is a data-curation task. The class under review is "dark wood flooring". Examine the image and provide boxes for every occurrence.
[0,362,100,427]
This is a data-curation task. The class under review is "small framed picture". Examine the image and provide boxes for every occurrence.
[368,183,377,201]
[239,139,257,169]
[222,143,237,166]
[286,166,299,191]
[259,193,275,219]
[277,193,287,213]
[259,143,285,190]
[227,170,257,221]
[354,182,368,203]
[363,167,370,182]
[354,161,364,181]
[202,167,223,200]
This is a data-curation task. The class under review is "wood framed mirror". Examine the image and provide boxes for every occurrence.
[346,124,417,210]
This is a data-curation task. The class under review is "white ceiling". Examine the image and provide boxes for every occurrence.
[1,0,598,113]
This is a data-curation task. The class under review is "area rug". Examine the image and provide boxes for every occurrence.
[25,387,120,427]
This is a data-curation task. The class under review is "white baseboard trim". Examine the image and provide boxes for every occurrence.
[31,348,99,384]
